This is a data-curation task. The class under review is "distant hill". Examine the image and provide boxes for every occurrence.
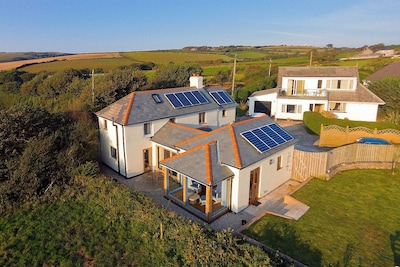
[0,52,73,63]
[0,52,122,71]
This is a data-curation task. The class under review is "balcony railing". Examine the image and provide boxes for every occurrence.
[278,88,329,98]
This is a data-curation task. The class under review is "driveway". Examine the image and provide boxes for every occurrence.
[277,120,332,152]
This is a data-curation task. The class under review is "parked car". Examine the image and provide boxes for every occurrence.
[356,137,391,145]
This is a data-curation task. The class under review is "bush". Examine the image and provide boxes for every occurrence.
[303,111,400,135]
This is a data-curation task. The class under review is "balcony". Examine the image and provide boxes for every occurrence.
[278,88,329,98]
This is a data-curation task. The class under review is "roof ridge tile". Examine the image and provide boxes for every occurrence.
[122,93,135,125]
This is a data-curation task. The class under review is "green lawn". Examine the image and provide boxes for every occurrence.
[243,169,400,266]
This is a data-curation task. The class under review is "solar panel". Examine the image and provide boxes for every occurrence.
[165,93,183,108]
[165,90,209,108]
[210,90,235,105]
[260,125,285,144]
[183,91,200,105]
[175,92,191,106]
[192,90,209,104]
[268,123,294,141]
[240,123,294,153]
[218,91,234,103]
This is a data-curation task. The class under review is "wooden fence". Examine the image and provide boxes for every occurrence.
[319,125,400,147]
[291,144,400,181]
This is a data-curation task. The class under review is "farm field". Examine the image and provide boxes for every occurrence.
[243,169,400,266]
[0,52,121,71]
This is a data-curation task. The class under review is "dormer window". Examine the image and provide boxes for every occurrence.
[152,93,162,103]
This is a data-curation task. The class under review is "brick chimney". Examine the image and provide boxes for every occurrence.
[190,73,203,89]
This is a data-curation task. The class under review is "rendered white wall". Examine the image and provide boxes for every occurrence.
[248,92,277,116]
[333,103,379,122]
[230,145,294,213]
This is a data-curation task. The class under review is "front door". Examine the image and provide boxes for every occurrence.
[249,167,260,205]
[143,148,152,172]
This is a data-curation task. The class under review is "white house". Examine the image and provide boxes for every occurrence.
[248,66,385,122]
[153,116,296,222]
[96,75,297,222]
[96,75,237,178]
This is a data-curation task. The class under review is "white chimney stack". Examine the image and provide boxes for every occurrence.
[190,73,203,89]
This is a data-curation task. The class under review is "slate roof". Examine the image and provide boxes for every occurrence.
[95,86,237,125]
[249,88,278,97]
[364,62,400,82]
[277,66,359,88]
[160,141,234,186]
[151,122,204,150]
[156,117,297,183]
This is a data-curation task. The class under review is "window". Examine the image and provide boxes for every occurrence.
[144,122,152,135]
[199,112,206,124]
[152,93,162,103]
[317,80,322,89]
[287,79,305,95]
[110,146,117,159]
[281,104,302,113]
[326,79,354,90]
[222,110,227,117]
[277,155,283,170]
[103,119,108,130]
[329,102,346,112]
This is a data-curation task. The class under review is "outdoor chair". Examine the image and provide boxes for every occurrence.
[188,181,201,193]
[199,195,206,206]
[212,192,222,204]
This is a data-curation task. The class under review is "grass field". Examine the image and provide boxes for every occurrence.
[243,169,400,266]
[20,57,134,73]
[121,51,233,64]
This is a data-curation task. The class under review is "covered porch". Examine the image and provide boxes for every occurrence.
[163,168,232,222]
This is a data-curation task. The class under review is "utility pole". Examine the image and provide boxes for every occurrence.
[231,53,237,97]
[268,58,272,76]
[309,51,313,67]
[91,69,95,103]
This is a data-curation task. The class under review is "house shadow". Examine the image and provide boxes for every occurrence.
[390,230,400,266]
[257,221,323,266]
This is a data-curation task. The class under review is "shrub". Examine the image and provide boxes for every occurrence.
[303,111,400,135]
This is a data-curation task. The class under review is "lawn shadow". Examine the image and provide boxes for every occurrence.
[259,221,323,266]
[390,230,400,266]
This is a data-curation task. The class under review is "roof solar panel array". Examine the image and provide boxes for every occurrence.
[165,90,209,109]
[240,123,294,153]
[209,90,235,105]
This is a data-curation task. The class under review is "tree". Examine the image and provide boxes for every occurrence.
[37,68,80,97]
[91,67,147,111]
[0,105,98,215]
[212,70,231,86]
[368,77,400,124]
[149,63,202,89]
[20,71,49,96]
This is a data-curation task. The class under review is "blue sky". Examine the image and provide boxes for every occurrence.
[1,0,399,53]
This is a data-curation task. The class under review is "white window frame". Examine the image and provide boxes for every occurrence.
[281,104,302,113]
[110,146,117,159]
[144,122,152,136]
[199,112,206,124]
